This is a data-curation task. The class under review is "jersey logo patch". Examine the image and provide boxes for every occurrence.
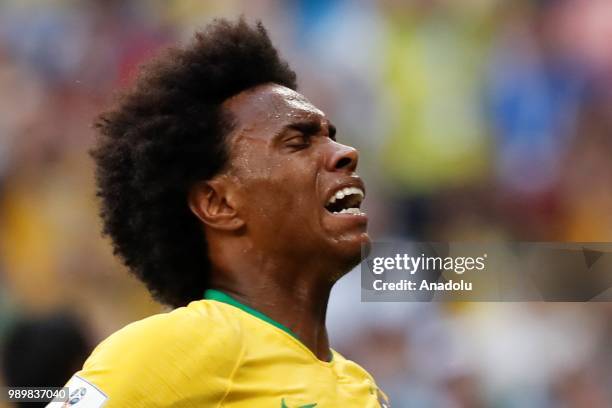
[280,398,317,408]
[46,375,108,408]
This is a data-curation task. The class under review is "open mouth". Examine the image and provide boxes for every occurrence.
[325,186,365,215]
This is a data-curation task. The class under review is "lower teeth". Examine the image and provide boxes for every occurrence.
[334,208,362,215]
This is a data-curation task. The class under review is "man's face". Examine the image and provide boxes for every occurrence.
[221,83,369,276]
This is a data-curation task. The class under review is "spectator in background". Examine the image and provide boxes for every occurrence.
[378,0,493,239]
[485,0,586,239]
[1,312,92,407]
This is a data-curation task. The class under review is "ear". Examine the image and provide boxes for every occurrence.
[188,177,245,231]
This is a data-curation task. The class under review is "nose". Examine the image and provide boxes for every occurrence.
[327,142,359,173]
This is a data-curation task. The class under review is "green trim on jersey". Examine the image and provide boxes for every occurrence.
[204,289,332,362]
[204,289,300,340]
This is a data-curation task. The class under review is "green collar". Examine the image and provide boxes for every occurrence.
[204,289,300,341]
[203,289,333,362]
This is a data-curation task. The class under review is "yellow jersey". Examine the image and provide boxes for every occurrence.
[50,290,390,407]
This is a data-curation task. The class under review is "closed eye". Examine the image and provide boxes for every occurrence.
[285,133,310,149]
[276,119,337,149]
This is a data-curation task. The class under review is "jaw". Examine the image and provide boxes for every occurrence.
[319,209,370,273]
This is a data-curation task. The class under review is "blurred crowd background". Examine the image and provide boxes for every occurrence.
[1,0,611,407]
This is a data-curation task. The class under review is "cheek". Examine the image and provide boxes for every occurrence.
[239,158,319,224]
[241,184,312,246]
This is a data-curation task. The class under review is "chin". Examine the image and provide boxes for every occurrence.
[328,232,371,279]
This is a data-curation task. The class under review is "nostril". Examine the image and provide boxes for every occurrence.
[335,157,352,169]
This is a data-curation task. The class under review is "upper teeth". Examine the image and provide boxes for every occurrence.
[327,187,364,205]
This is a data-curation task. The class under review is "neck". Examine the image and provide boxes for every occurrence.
[207,236,337,361]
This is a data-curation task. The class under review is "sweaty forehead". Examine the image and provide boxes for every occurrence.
[221,83,324,139]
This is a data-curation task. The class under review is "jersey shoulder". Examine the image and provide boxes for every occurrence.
[87,299,244,363]
[331,348,378,383]
[72,300,245,407]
